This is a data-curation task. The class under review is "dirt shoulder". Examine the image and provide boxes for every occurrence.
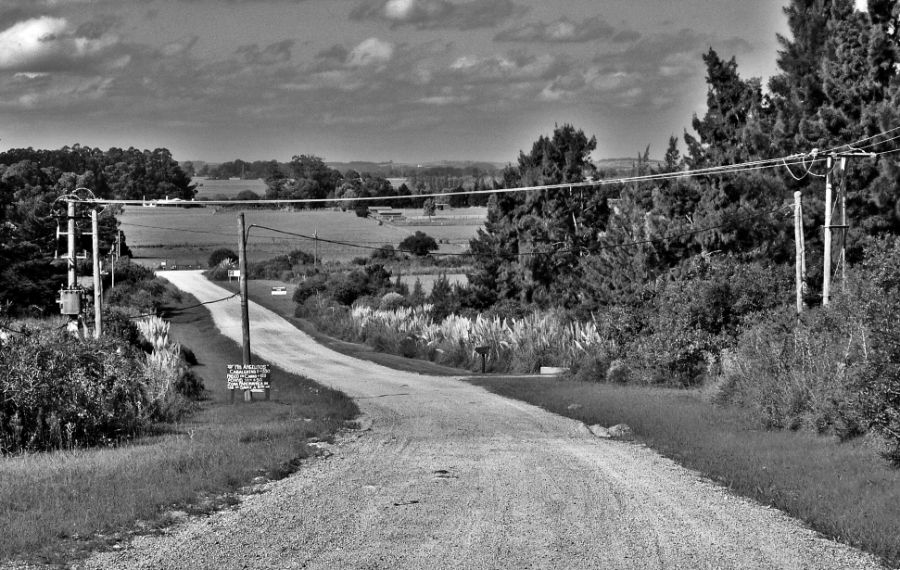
[84,271,887,569]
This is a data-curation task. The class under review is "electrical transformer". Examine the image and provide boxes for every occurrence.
[59,288,82,315]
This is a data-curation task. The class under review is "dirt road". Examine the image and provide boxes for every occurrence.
[85,271,886,569]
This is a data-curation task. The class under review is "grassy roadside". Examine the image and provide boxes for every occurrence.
[468,376,900,567]
[0,296,359,566]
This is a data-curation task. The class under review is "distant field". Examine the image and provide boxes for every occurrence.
[192,177,268,199]
[118,206,483,267]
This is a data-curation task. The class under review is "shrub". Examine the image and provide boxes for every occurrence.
[371,244,397,260]
[112,260,155,286]
[208,248,238,268]
[354,204,370,218]
[399,231,438,256]
[0,332,148,453]
[103,309,142,347]
[293,273,328,304]
[379,292,406,311]
[288,249,315,266]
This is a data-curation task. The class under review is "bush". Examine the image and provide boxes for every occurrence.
[208,248,238,268]
[371,244,397,261]
[399,231,438,256]
[288,249,314,266]
[103,309,142,347]
[112,260,155,286]
[379,292,406,311]
[354,205,370,218]
[293,273,329,304]
[0,332,149,453]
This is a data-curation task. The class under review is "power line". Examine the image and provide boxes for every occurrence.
[124,292,240,320]
[247,205,790,260]
[74,154,829,208]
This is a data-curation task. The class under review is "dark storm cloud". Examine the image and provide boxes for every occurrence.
[350,0,525,30]
[494,16,616,43]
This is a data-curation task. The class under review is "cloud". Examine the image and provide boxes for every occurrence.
[494,16,617,43]
[347,37,394,67]
[160,36,198,57]
[235,39,295,65]
[0,16,120,72]
[446,51,568,83]
[350,0,524,29]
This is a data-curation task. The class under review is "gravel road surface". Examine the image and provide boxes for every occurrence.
[84,271,887,569]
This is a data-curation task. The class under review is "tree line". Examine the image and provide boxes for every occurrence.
[0,145,195,315]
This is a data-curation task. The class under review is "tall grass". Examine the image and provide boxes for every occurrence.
[348,304,613,373]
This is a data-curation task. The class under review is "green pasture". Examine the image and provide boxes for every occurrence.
[118,206,483,267]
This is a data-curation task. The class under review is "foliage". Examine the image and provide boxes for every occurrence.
[371,244,397,260]
[208,248,238,268]
[0,332,148,453]
[399,231,438,256]
[716,237,900,463]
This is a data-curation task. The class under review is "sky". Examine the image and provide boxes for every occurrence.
[0,1,866,165]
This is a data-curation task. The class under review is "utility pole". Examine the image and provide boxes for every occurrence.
[238,213,253,402]
[823,155,834,306]
[822,151,874,306]
[839,156,849,289]
[65,198,79,336]
[314,226,318,266]
[794,191,807,315]
[67,199,77,290]
[92,208,102,339]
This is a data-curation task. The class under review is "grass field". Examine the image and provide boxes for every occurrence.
[118,206,484,267]
[0,297,359,566]
[193,177,268,200]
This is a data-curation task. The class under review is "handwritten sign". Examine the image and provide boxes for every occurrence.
[271,286,287,296]
[227,364,271,392]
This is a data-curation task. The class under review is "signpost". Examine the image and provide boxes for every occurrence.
[271,286,287,296]
[227,364,271,401]
[227,269,240,281]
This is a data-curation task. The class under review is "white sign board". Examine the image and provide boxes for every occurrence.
[227,364,271,392]
[227,269,240,278]
[271,286,287,296]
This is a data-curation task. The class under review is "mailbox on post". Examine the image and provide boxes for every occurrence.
[475,345,490,373]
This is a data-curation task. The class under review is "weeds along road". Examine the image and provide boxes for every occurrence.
[86,270,887,570]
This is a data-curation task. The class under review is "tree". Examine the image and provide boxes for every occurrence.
[467,124,604,306]
[422,198,436,218]
[399,231,438,256]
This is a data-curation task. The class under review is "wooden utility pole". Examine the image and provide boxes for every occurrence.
[314,226,318,266]
[67,199,77,289]
[238,213,252,402]
[91,209,102,339]
[794,191,807,315]
[65,199,80,336]
[822,151,874,306]
[823,155,835,306]
[839,157,849,289]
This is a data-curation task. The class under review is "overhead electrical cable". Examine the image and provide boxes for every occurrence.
[247,204,790,259]
[74,155,823,208]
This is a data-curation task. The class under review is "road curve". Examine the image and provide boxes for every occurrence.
[85,270,885,570]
